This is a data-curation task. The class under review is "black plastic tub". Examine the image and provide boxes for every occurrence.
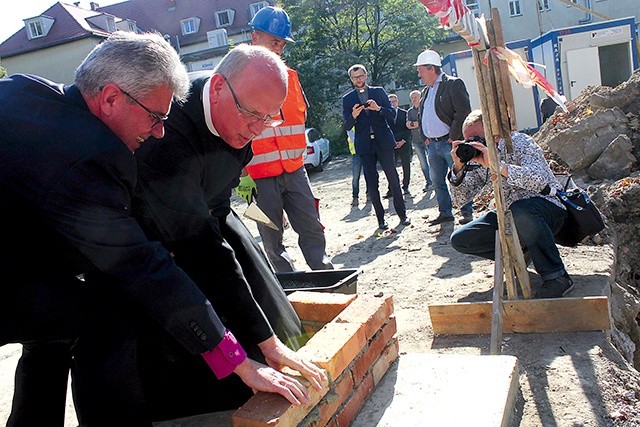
[276,268,360,295]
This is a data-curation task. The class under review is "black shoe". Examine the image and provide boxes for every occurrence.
[534,273,574,299]
[428,215,454,226]
[399,217,411,226]
[403,188,411,195]
[383,192,392,199]
[459,213,473,225]
[378,222,389,230]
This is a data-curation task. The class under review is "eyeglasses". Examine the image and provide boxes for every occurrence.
[350,73,367,81]
[119,86,169,129]
[221,75,284,128]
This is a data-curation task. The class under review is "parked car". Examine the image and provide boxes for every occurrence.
[303,128,331,171]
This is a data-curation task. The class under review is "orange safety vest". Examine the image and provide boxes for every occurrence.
[245,68,307,179]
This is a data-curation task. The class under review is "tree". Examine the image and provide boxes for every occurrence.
[281,0,443,150]
[0,63,6,79]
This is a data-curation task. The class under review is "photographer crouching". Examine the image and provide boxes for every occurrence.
[447,110,574,299]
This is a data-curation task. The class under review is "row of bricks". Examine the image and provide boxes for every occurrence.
[232,292,397,427]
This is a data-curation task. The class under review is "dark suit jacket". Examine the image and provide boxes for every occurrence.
[389,107,411,143]
[0,74,224,353]
[342,86,396,156]
[418,73,471,141]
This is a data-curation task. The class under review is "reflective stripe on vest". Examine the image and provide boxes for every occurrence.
[246,69,308,179]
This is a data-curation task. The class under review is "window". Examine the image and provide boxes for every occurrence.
[215,9,235,27]
[181,18,198,35]
[509,0,522,16]
[538,0,550,11]
[250,1,269,19]
[466,0,480,17]
[28,20,44,38]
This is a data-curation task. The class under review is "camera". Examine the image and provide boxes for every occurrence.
[358,100,372,108]
[455,136,486,163]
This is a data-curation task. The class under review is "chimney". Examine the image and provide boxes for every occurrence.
[90,2,100,10]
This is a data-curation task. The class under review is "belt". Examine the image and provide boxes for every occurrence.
[429,134,449,141]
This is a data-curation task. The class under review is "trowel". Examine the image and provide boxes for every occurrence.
[243,202,279,230]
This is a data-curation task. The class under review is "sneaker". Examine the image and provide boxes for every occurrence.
[351,197,359,206]
[534,273,575,299]
[428,215,454,226]
[383,192,392,199]
[459,212,473,225]
[378,222,389,230]
[423,183,433,192]
[399,217,411,226]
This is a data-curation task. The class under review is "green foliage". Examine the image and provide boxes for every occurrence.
[280,0,442,142]
[0,63,6,78]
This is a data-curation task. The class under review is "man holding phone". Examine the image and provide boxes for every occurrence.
[342,64,409,230]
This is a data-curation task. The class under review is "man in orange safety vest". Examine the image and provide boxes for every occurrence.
[244,6,333,272]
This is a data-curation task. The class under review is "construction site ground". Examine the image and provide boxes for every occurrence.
[1,154,638,426]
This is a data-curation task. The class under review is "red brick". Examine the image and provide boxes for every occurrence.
[371,338,400,386]
[335,373,374,426]
[288,291,357,323]
[312,371,355,427]
[232,375,330,427]
[297,321,366,380]
[335,295,394,340]
[351,317,397,383]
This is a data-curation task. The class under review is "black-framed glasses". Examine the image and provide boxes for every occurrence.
[350,73,367,81]
[221,75,284,128]
[118,86,169,129]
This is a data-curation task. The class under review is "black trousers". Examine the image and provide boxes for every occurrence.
[0,276,89,427]
[361,139,407,224]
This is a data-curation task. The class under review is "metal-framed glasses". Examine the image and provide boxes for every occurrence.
[222,75,284,127]
[119,87,169,129]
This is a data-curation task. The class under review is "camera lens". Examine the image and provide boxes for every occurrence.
[456,143,481,163]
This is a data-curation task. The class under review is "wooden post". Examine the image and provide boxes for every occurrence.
[469,8,530,300]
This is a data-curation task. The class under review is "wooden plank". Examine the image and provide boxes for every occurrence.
[429,296,610,335]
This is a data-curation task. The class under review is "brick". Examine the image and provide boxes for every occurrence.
[371,338,399,386]
[313,369,355,426]
[288,291,357,323]
[232,375,330,427]
[351,317,397,384]
[335,373,374,427]
[334,295,394,340]
[297,321,366,381]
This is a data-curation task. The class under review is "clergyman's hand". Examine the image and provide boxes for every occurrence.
[258,335,326,392]
[234,358,310,405]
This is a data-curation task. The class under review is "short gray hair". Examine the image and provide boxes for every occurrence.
[462,109,483,131]
[75,31,190,103]
[214,43,287,87]
[409,90,421,97]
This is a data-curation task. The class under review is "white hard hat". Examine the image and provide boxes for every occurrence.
[414,49,442,67]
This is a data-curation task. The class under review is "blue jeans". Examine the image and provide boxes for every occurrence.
[427,138,472,216]
[412,141,432,186]
[351,154,365,198]
[450,197,568,280]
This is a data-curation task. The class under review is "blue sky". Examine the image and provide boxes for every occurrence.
[0,0,122,44]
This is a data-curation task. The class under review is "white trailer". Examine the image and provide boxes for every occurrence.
[530,17,638,105]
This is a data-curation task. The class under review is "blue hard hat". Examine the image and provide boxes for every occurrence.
[249,6,295,42]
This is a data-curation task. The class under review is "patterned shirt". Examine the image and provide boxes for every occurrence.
[448,132,565,210]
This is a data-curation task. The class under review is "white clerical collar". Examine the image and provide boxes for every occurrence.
[202,77,220,137]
